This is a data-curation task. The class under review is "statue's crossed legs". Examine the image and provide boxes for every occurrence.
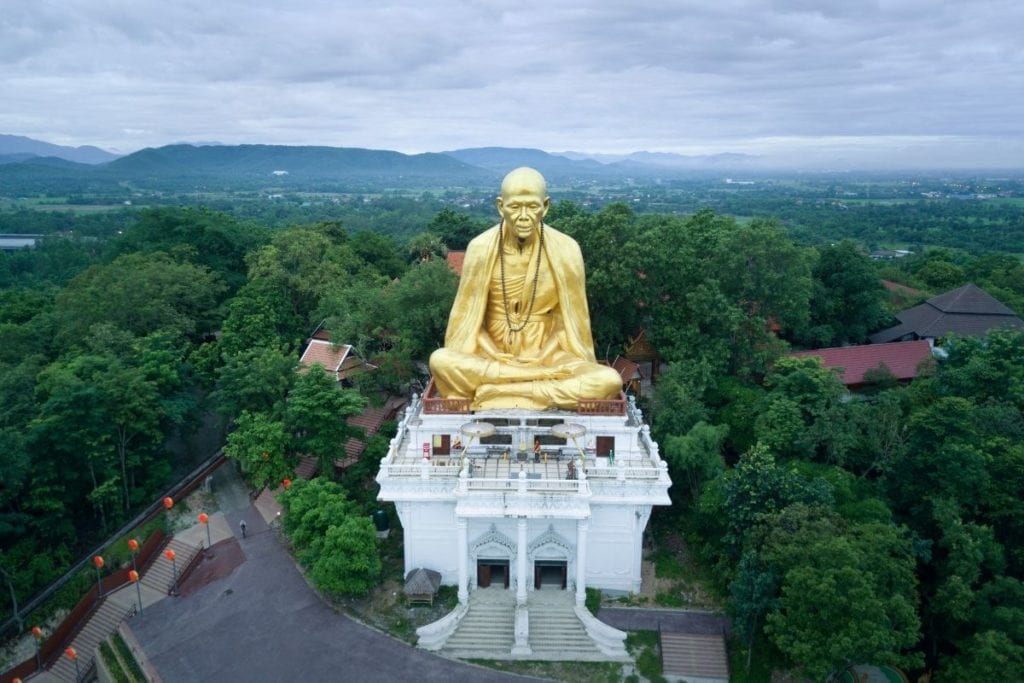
[429,348,621,411]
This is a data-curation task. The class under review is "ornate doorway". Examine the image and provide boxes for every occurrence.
[533,560,567,590]
[477,559,510,588]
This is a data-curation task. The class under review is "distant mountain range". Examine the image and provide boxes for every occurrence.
[0,135,768,192]
[0,134,120,164]
[559,150,761,168]
[104,144,486,182]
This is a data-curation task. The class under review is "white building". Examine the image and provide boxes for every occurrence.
[376,387,672,608]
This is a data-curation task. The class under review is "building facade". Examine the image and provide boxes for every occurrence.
[376,388,672,606]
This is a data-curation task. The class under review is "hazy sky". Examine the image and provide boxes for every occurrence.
[3,0,1023,167]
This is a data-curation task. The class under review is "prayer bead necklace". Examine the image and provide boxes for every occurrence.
[498,221,545,334]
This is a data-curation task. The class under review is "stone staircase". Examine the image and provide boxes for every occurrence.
[141,537,199,595]
[441,588,515,658]
[527,590,605,660]
[46,598,134,682]
[41,537,200,682]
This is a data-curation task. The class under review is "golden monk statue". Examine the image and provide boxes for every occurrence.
[429,167,621,410]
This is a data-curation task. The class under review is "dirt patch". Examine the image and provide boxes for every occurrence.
[611,531,718,610]
[334,579,460,644]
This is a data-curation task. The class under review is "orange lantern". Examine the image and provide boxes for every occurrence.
[32,625,42,640]
[163,496,174,510]
[198,512,209,524]
[282,478,292,489]
[65,647,77,661]
[92,555,104,569]
[165,548,176,562]
[128,570,139,582]
[128,538,139,552]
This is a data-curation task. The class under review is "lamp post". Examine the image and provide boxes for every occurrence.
[65,646,80,682]
[31,625,42,669]
[163,496,174,531]
[165,548,179,596]
[127,538,139,573]
[92,555,105,597]
[198,512,213,556]
[128,569,143,614]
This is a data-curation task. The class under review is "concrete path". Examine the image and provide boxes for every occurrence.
[127,503,541,683]
[597,606,730,636]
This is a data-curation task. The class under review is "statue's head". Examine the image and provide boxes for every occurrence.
[497,167,550,242]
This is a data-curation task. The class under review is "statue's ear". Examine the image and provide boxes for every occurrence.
[496,196,504,213]
[541,196,551,217]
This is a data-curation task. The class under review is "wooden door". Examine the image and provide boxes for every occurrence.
[478,562,491,588]
[596,436,614,457]
[433,434,451,456]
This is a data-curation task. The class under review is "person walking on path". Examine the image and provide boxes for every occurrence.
[239,520,247,538]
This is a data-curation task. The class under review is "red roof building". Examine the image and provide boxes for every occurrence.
[789,340,933,387]
[446,250,466,276]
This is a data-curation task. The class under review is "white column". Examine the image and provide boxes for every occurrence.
[457,518,469,604]
[516,517,528,605]
[576,519,589,605]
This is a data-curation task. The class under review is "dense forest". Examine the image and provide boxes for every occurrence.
[2,183,1023,680]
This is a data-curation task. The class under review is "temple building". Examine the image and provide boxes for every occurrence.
[375,383,672,658]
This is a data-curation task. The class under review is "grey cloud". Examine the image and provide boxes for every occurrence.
[1,0,1022,166]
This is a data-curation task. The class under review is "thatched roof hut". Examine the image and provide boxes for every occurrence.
[404,567,442,605]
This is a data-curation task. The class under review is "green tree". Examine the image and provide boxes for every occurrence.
[285,366,366,479]
[799,240,891,346]
[54,252,225,346]
[938,630,1024,683]
[279,478,380,596]
[757,509,922,680]
[224,411,293,490]
[713,444,833,556]
[404,231,448,263]
[754,356,852,464]
[107,207,267,290]
[662,421,727,504]
[429,207,482,251]
[213,346,297,420]
[309,517,381,595]
[729,551,778,674]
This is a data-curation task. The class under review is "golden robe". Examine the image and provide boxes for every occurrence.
[429,223,620,410]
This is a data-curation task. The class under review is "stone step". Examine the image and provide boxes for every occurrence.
[446,630,513,642]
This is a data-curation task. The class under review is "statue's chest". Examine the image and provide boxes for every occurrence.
[488,248,556,312]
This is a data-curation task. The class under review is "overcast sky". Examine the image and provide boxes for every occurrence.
[3,0,1023,167]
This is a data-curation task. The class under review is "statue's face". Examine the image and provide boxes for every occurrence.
[497,185,550,242]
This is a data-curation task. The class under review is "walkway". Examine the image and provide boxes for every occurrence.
[126,468,540,683]
[597,606,730,635]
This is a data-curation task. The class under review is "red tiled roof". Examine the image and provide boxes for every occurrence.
[611,356,642,382]
[789,340,933,386]
[335,396,408,469]
[446,251,465,276]
[299,339,351,374]
[294,455,319,479]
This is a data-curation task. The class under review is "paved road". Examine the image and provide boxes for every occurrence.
[128,503,540,683]
[598,607,730,636]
